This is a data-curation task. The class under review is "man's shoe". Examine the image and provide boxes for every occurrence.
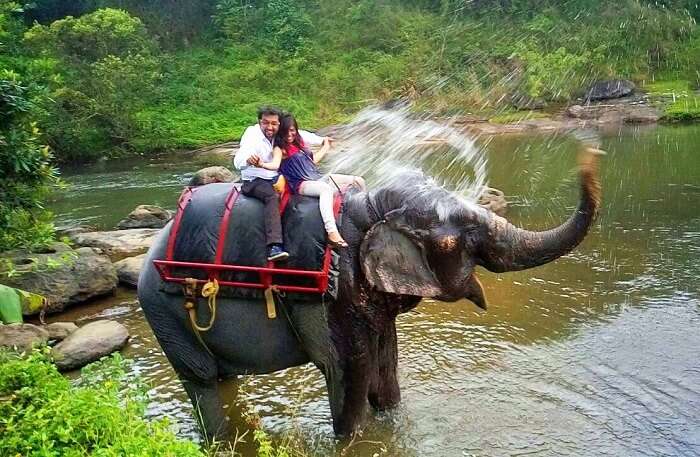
[267,244,289,262]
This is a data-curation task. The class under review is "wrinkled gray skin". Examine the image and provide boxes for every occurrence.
[138,149,602,440]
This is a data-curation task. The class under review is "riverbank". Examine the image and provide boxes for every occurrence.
[189,84,669,168]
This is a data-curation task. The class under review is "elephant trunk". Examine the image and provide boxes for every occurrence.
[478,147,603,273]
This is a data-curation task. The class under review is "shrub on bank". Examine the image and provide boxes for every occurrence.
[0,350,313,457]
[0,72,58,252]
[0,350,203,456]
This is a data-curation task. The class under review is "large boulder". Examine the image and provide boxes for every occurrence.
[584,79,636,102]
[188,166,234,186]
[70,228,160,261]
[45,322,79,341]
[51,320,129,371]
[0,323,49,351]
[117,205,171,230]
[113,254,146,288]
[1,243,118,315]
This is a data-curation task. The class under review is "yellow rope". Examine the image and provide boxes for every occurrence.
[192,279,219,332]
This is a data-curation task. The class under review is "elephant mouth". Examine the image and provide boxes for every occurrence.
[435,273,488,310]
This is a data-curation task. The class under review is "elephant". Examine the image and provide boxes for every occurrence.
[137,146,602,440]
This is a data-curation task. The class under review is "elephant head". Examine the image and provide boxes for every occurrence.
[359,147,603,309]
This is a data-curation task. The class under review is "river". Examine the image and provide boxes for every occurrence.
[49,124,700,456]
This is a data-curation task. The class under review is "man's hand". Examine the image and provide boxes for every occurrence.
[247,154,262,167]
[323,137,335,147]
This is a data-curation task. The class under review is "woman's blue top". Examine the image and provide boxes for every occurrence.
[279,148,322,193]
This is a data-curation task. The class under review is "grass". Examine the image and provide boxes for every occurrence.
[488,110,551,124]
[664,96,700,121]
[642,79,700,121]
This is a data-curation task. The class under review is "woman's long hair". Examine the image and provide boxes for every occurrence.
[275,114,306,154]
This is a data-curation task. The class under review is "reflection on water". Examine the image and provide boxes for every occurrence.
[49,124,700,456]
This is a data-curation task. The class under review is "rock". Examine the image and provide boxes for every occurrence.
[70,228,160,262]
[623,105,662,123]
[584,80,636,102]
[113,254,146,288]
[0,323,49,351]
[478,187,507,216]
[55,225,94,238]
[52,320,129,371]
[188,166,235,186]
[117,205,171,230]
[565,103,661,124]
[45,322,78,341]
[2,243,118,315]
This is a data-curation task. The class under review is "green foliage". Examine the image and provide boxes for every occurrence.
[0,350,204,457]
[0,2,25,55]
[96,0,218,46]
[0,72,58,252]
[23,8,161,161]
[489,110,550,124]
[663,96,700,120]
[24,8,153,64]
[262,0,312,55]
[643,79,693,95]
[641,79,700,121]
[4,0,700,163]
[213,0,262,41]
[214,0,311,55]
[0,350,316,456]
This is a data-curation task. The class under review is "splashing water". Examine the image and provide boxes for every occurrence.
[324,102,489,203]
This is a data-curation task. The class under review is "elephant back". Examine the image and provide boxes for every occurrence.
[159,183,336,301]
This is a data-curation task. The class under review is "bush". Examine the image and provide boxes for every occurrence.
[23,8,162,161]
[24,8,154,64]
[0,350,318,457]
[214,0,311,55]
[0,72,58,252]
[0,350,204,457]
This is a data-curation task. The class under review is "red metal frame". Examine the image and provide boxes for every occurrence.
[154,185,342,295]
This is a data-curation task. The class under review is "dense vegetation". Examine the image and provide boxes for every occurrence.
[1,0,698,243]
[5,0,700,163]
[0,351,203,456]
[0,3,58,251]
[0,350,304,457]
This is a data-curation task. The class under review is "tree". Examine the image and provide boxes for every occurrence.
[0,72,58,251]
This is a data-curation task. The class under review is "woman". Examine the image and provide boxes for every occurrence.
[254,114,365,248]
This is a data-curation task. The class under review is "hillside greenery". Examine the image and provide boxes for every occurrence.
[4,0,700,163]
[1,0,699,243]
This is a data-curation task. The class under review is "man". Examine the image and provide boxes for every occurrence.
[233,106,328,261]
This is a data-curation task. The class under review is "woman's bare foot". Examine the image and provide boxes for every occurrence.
[328,231,348,248]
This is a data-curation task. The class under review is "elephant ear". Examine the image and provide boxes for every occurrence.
[360,220,442,297]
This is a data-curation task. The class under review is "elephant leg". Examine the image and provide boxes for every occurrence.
[333,332,371,436]
[322,361,345,432]
[368,323,401,411]
[181,378,231,443]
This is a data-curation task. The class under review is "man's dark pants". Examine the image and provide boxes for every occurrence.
[241,178,282,247]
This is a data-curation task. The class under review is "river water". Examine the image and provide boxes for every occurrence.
[49,124,700,456]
